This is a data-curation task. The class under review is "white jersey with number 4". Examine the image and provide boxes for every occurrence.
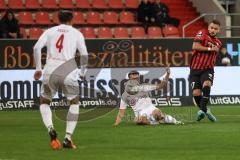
[34,24,88,74]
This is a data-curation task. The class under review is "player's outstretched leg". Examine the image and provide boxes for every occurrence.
[153,109,184,125]
[200,81,216,122]
[40,97,61,150]
[63,97,79,149]
[164,115,184,125]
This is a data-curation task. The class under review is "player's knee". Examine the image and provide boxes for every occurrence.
[192,89,201,96]
[152,109,164,121]
[70,96,79,105]
[203,80,212,87]
[136,116,149,125]
[40,96,51,105]
[202,85,211,97]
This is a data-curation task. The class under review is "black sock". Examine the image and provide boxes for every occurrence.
[194,96,202,108]
[200,86,211,113]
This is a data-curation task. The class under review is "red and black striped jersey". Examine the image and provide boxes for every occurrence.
[190,29,222,70]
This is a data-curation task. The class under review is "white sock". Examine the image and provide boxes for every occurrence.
[65,104,79,140]
[164,115,177,124]
[40,104,53,132]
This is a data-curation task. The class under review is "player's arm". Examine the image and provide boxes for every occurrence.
[192,31,219,52]
[114,109,126,126]
[130,65,171,92]
[156,64,170,89]
[114,99,127,126]
[76,32,88,79]
[33,31,48,80]
[193,42,219,52]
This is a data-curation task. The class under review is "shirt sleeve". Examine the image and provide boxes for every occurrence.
[130,84,158,92]
[194,30,205,44]
[76,32,88,76]
[33,30,48,71]
[119,99,128,109]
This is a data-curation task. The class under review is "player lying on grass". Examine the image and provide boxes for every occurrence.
[114,67,183,126]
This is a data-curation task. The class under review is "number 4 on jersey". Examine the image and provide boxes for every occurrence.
[56,34,64,53]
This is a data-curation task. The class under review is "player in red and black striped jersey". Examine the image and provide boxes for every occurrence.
[189,20,222,122]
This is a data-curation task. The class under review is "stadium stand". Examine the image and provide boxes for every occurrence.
[163,25,180,37]
[119,11,137,24]
[52,11,59,24]
[42,0,58,9]
[0,0,6,9]
[92,0,108,9]
[29,27,43,39]
[131,26,145,38]
[58,0,75,9]
[98,27,113,38]
[147,26,163,38]
[86,11,101,24]
[20,27,27,38]
[80,27,96,38]
[8,0,25,9]
[75,0,92,9]
[0,0,206,38]
[18,12,34,25]
[109,0,124,9]
[35,11,51,25]
[103,11,119,24]
[25,0,41,9]
[114,27,129,38]
[72,12,85,25]
[125,0,139,9]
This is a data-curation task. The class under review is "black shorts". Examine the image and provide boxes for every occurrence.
[189,69,214,90]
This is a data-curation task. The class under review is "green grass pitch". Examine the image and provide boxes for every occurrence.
[0,106,240,160]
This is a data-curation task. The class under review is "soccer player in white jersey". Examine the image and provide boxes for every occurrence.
[114,66,183,126]
[33,10,88,149]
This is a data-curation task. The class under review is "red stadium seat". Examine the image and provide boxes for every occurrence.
[131,27,145,38]
[109,0,124,8]
[25,0,41,9]
[147,26,163,38]
[162,25,180,37]
[98,27,112,38]
[0,0,6,9]
[18,12,34,25]
[29,28,43,39]
[42,0,58,9]
[80,27,96,38]
[8,0,24,9]
[86,11,101,24]
[75,0,91,8]
[58,0,74,8]
[20,28,27,38]
[72,12,85,24]
[52,12,59,24]
[35,12,51,25]
[114,27,129,38]
[103,11,118,24]
[120,11,136,24]
[92,0,107,9]
[125,0,139,8]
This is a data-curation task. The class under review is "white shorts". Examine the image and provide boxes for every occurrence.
[41,69,79,100]
[135,106,159,125]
